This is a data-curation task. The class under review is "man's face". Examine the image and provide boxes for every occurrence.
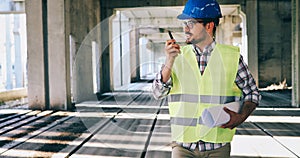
[182,19,212,45]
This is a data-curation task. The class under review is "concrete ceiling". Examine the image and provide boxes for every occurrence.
[116,5,241,43]
[118,5,239,19]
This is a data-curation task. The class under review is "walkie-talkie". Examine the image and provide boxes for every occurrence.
[168,30,174,40]
[168,30,176,45]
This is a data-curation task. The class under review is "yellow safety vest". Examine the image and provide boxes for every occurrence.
[168,44,242,143]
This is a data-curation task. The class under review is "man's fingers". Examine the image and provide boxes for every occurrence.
[224,107,237,115]
[165,39,180,59]
[173,44,180,49]
[221,122,234,129]
[165,43,180,54]
[221,107,238,129]
[166,39,176,46]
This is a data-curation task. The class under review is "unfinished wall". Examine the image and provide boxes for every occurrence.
[65,0,100,49]
[65,0,101,103]
[292,0,300,107]
[258,1,291,88]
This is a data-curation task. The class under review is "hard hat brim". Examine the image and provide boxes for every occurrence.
[177,13,192,20]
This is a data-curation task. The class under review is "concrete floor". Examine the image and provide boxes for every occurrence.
[0,83,298,158]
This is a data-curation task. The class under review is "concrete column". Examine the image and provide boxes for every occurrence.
[130,28,140,82]
[120,14,131,86]
[14,14,23,88]
[292,0,300,107]
[240,10,248,65]
[100,11,111,93]
[5,15,12,90]
[25,0,47,109]
[48,0,71,110]
[246,0,259,87]
[112,14,121,89]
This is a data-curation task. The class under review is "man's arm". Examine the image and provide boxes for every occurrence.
[221,101,256,129]
[152,39,180,100]
[221,55,261,129]
[152,71,172,100]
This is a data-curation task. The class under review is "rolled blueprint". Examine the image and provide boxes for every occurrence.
[201,102,241,128]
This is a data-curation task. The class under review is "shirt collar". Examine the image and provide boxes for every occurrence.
[193,41,216,55]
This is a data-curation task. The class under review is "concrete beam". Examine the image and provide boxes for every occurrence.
[292,0,300,107]
[144,32,185,43]
[130,17,181,28]
[25,0,47,110]
[103,0,184,8]
[0,88,27,102]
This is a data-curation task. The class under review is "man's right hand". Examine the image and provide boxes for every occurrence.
[165,39,180,59]
[161,39,180,83]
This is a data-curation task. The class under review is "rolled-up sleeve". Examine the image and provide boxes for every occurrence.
[235,55,261,105]
[152,70,172,100]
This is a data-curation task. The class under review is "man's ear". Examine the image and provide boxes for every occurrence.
[206,21,215,32]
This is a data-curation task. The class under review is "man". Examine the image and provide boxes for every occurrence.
[152,0,261,157]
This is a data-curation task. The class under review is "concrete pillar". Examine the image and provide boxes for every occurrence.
[292,0,300,107]
[100,10,112,93]
[5,15,12,90]
[14,14,23,88]
[246,0,259,87]
[26,0,71,110]
[130,28,140,82]
[120,14,131,86]
[48,0,71,110]
[25,0,47,109]
[240,11,248,65]
[111,12,132,89]
[112,14,122,89]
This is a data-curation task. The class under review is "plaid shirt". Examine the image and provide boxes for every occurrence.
[152,41,261,151]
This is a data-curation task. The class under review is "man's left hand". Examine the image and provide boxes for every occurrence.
[221,101,257,129]
[220,107,246,129]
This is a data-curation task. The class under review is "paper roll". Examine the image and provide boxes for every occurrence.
[201,102,241,128]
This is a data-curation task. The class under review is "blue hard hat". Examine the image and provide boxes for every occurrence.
[177,0,222,19]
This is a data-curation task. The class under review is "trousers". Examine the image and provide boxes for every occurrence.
[171,143,231,158]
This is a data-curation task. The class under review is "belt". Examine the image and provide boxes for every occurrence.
[176,141,227,152]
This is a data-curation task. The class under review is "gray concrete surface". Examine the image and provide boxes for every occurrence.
[0,83,298,158]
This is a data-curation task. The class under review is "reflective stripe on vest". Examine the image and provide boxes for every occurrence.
[170,117,198,126]
[168,94,239,104]
[170,116,205,126]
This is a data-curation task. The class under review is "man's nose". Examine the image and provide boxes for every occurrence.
[183,26,190,32]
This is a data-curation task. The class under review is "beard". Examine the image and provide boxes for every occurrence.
[185,38,200,45]
[185,29,211,45]
[185,34,207,45]
[185,32,193,44]
[185,40,193,44]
